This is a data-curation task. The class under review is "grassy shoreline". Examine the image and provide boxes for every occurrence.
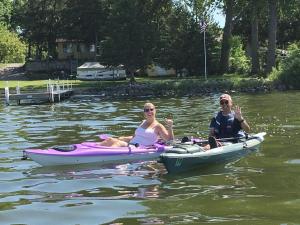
[0,75,286,99]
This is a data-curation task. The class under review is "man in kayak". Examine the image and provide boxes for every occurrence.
[207,94,250,149]
[98,102,174,147]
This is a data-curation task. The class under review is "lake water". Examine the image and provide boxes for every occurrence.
[0,91,299,225]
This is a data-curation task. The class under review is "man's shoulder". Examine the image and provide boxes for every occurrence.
[212,111,221,118]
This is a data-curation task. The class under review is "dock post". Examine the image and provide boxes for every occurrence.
[4,87,10,105]
[47,79,51,92]
[56,83,61,102]
[50,85,54,103]
[16,82,20,94]
[16,82,21,105]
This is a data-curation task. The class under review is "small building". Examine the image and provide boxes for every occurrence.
[25,39,97,74]
[146,65,176,76]
[77,62,126,81]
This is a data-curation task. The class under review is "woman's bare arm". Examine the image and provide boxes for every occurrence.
[156,121,174,141]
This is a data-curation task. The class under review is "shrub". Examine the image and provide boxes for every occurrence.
[229,36,250,74]
[268,42,300,89]
[0,25,27,63]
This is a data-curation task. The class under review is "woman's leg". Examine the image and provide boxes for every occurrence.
[98,137,128,147]
[118,136,133,142]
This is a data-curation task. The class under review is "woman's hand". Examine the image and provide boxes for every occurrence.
[165,118,173,129]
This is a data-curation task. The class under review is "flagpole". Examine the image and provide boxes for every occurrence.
[200,19,207,80]
[203,29,207,80]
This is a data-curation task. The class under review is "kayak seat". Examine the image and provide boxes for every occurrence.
[181,136,190,143]
[52,145,77,152]
[167,143,203,154]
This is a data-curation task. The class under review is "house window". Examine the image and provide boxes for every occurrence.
[90,44,95,52]
[63,43,73,53]
[78,44,86,53]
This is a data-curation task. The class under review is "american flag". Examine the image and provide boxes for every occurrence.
[199,20,207,33]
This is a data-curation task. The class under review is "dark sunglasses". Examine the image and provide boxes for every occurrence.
[144,108,155,112]
[220,100,229,105]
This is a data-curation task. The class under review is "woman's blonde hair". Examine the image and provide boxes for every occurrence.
[144,102,155,109]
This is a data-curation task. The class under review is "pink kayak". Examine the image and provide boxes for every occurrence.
[23,141,171,166]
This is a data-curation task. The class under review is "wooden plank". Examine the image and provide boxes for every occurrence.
[9,93,49,100]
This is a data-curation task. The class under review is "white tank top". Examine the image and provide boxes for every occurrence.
[130,125,158,146]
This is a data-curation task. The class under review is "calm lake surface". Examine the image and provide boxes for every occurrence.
[0,91,299,225]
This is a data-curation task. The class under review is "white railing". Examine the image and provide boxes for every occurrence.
[4,79,73,105]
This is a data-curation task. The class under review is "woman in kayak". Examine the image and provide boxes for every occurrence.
[98,102,174,147]
[207,94,250,149]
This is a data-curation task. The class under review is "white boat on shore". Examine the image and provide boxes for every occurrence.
[77,62,126,81]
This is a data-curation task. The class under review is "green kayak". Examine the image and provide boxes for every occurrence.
[160,132,266,173]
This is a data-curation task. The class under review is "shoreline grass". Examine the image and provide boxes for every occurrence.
[0,75,278,97]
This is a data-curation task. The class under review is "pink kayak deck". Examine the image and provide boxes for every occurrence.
[25,142,167,157]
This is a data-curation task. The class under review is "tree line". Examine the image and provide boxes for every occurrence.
[0,0,299,78]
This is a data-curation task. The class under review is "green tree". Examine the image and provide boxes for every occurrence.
[156,4,192,74]
[269,42,300,89]
[250,0,260,74]
[101,0,172,81]
[229,36,250,73]
[12,0,66,59]
[232,0,299,75]
[61,0,108,45]
[0,24,26,63]
[277,0,300,46]
[156,1,221,76]
[218,0,233,74]
[0,0,12,27]
[265,0,277,73]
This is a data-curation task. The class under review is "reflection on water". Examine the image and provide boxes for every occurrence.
[286,159,300,164]
[1,92,300,224]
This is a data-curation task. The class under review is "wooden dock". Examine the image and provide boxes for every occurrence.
[4,80,73,105]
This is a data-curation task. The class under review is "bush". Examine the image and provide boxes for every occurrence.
[268,42,300,89]
[0,25,27,63]
[229,36,250,74]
